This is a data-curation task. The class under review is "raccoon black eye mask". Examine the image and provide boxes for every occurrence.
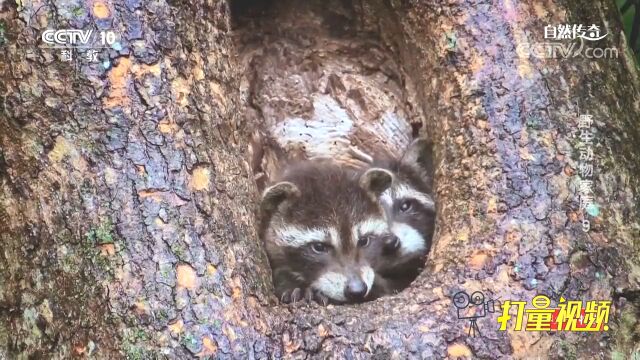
[258,160,398,305]
[359,139,437,288]
[380,183,435,257]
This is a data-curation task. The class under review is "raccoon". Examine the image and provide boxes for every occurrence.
[366,139,436,290]
[259,159,397,305]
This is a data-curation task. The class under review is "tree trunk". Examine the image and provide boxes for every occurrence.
[1,0,639,358]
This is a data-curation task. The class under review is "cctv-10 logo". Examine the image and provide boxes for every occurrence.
[41,29,117,47]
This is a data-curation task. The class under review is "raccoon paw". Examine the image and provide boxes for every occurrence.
[312,291,330,306]
[279,287,330,306]
[280,287,306,304]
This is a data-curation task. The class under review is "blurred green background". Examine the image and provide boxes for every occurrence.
[616,0,640,65]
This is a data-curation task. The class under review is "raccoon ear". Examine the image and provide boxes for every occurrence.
[359,168,394,196]
[401,138,433,171]
[400,138,434,189]
[261,181,300,214]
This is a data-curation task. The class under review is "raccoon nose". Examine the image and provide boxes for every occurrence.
[345,279,367,301]
[382,234,400,254]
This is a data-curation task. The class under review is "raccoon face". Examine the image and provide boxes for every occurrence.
[273,217,389,303]
[377,183,435,275]
[371,139,436,278]
[260,160,395,304]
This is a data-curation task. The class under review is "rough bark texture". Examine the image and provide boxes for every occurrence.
[236,1,423,189]
[0,0,639,359]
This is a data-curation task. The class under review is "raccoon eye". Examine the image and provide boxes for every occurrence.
[311,242,330,253]
[357,235,372,248]
[399,200,413,212]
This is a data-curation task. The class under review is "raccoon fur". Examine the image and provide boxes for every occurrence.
[259,159,399,304]
[365,138,436,291]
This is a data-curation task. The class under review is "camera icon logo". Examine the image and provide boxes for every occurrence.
[453,291,500,337]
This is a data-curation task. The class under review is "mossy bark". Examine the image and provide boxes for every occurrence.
[0,0,638,358]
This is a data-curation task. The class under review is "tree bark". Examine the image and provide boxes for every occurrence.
[1,0,639,359]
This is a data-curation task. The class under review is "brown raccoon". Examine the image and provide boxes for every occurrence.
[259,159,397,305]
[365,139,436,291]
